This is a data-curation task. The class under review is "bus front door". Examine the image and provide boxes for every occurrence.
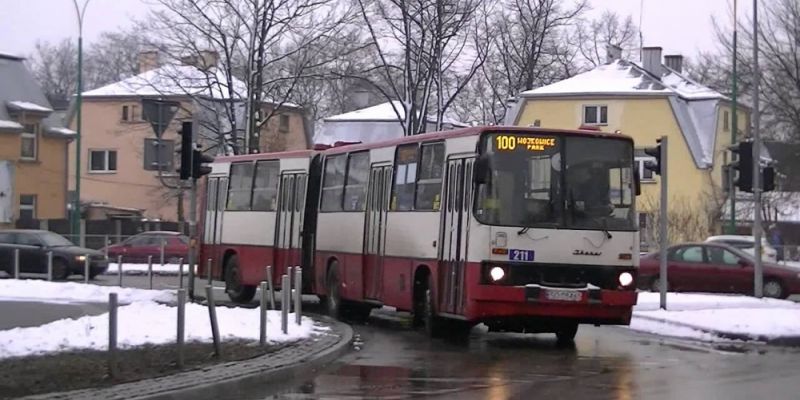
[204,176,228,279]
[364,164,392,301]
[439,157,473,315]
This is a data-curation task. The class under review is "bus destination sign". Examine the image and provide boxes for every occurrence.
[495,135,557,152]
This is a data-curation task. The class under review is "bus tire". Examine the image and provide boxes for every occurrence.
[326,262,343,320]
[224,255,256,304]
[422,275,444,338]
[555,323,579,345]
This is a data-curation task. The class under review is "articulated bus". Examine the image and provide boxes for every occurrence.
[198,126,640,341]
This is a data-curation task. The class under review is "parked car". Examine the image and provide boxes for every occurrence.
[705,235,778,263]
[639,242,800,299]
[103,231,189,263]
[0,230,108,280]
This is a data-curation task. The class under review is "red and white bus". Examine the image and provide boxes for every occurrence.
[198,126,640,341]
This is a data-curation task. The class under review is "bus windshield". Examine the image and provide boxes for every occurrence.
[475,133,636,231]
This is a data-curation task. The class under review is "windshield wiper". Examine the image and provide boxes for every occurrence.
[600,217,613,239]
[518,227,530,235]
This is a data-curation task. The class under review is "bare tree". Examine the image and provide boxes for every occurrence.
[574,10,638,68]
[28,39,79,104]
[349,0,487,135]
[690,0,800,141]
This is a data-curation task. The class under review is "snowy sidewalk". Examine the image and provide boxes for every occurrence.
[0,279,175,304]
[630,292,800,345]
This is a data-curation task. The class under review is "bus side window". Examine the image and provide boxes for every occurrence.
[392,144,418,211]
[321,155,346,212]
[252,160,279,211]
[415,142,444,211]
[344,151,369,211]
[227,162,255,211]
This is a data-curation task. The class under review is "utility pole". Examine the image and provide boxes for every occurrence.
[729,0,739,234]
[658,137,668,309]
[752,0,763,298]
[71,0,90,238]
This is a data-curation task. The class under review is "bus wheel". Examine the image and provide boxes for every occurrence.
[224,255,255,304]
[555,323,578,345]
[422,275,444,338]
[326,262,342,320]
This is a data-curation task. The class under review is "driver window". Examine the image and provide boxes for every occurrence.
[677,246,704,263]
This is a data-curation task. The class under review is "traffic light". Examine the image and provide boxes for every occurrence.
[178,121,193,180]
[192,149,214,178]
[643,139,663,176]
[730,141,754,192]
[763,165,775,192]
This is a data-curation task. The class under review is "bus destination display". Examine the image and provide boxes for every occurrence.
[495,135,557,152]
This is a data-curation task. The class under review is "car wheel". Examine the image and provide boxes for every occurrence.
[763,279,785,299]
[224,255,256,303]
[52,258,70,281]
[555,323,579,345]
[422,275,444,338]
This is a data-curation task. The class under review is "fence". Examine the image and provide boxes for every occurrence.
[14,217,186,250]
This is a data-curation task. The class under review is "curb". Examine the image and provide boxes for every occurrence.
[633,314,800,347]
[23,316,353,400]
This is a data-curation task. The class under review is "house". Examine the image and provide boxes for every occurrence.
[314,101,467,145]
[0,53,75,228]
[69,50,310,222]
[505,46,750,244]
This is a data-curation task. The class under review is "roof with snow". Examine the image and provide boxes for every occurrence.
[82,64,247,99]
[516,60,731,169]
[316,101,468,145]
[0,54,73,137]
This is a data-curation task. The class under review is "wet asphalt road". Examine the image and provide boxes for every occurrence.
[259,312,800,400]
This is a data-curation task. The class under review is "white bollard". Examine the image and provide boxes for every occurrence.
[46,251,53,281]
[281,274,289,334]
[294,267,302,326]
[260,281,268,346]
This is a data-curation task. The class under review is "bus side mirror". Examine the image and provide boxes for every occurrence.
[474,156,490,185]
[633,168,642,196]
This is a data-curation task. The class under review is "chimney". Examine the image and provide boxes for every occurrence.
[664,54,684,73]
[641,46,663,77]
[181,50,219,70]
[138,50,159,74]
[606,44,622,64]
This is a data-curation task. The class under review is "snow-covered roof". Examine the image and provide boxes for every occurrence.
[0,119,23,130]
[521,61,672,97]
[47,127,76,136]
[316,101,467,145]
[6,100,53,112]
[82,64,247,99]
[661,70,726,100]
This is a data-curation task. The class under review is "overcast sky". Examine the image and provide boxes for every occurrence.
[1,0,743,60]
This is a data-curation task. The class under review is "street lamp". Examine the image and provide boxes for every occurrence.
[71,0,90,239]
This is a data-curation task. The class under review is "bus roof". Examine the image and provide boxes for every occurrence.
[321,125,634,155]
[213,125,634,162]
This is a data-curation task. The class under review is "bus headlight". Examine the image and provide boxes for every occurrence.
[618,272,634,287]
[490,266,506,282]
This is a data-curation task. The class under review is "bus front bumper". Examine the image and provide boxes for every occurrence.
[469,284,637,325]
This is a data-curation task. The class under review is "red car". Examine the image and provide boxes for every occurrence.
[639,242,800,299]
[104,231,189,264]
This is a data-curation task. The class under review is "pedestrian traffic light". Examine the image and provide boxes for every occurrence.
[643,139,663,176]
[192,149,214,178]
[763,165,775,192]
[178,121,193,180]
[730,141,754,192]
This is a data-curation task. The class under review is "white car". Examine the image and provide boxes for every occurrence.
[705,235,778,263]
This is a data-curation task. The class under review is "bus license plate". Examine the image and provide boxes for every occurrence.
[545,289,582,302]
[509,249,534,262]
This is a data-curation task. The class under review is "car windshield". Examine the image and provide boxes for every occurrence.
[38,232,75,247]
[475,133,636,231]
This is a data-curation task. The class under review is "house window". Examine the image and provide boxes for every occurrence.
[143,139,175,171]
[21,124,38,160]
[89,150,118,173]
[122,105,129,121]
[583,105,608,125]
[723,110,730,131]
[279,115,290,132]
[634,149,656,182]
[19,194,36,220]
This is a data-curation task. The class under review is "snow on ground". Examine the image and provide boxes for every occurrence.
[630,292,800,341]
[0,301,322,359]
[103,262,193,276]
[0,279,174,304]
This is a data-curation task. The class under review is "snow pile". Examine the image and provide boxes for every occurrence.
[630,292,800,341]
[0,280,174,304]
[0,301,322,359]
[104,262,193,276]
